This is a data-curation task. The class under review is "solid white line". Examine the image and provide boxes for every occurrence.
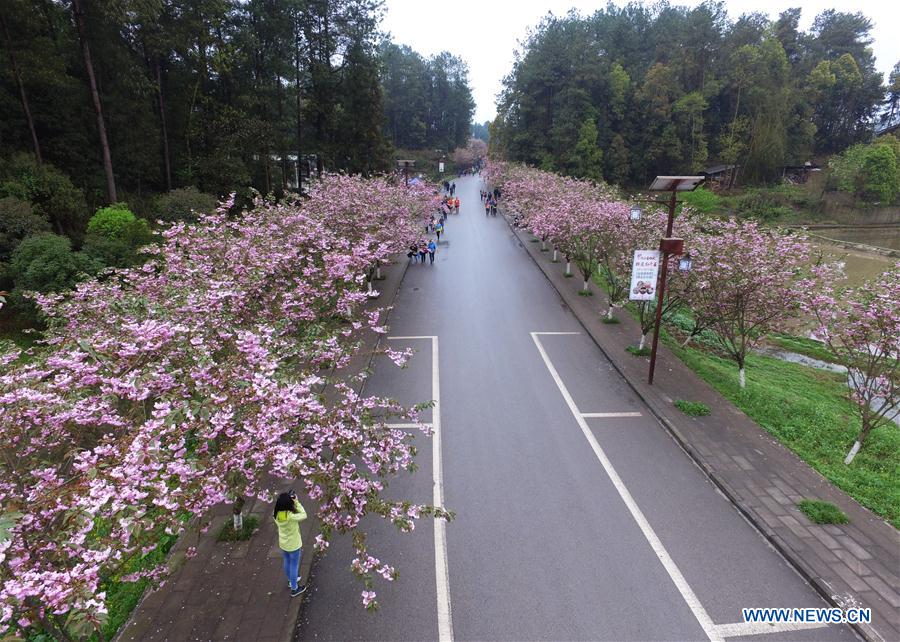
[387,336,453,642]
[533,331,581,335]
[714,621,829,637]
[581,412,643,418]
[384,423,433,429]
[530,332,722,642]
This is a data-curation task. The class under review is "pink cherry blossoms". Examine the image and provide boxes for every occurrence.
[805,263,900,463]
[0,175,446,639]
[488,161,835,390]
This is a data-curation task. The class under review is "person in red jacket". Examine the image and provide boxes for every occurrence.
[454,197,460,212]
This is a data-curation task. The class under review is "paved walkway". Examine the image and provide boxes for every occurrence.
[509,216,900,642]
[115,255,410,642]
[298,176,860,642]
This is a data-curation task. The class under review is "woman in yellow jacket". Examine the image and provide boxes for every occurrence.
[273,490,308,597]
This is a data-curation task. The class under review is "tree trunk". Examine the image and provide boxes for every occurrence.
[638,333,647,350]
[582,279,589,291]
[606,307,614,320]
[565,261,571,275]
[276,72,287,192]
[72,0,116,203]
[155,59,172,191]
[844,440,861,465]
[541,240,546,251]
[294,9,304,194]
[1,12,42,164]
[232,495,245,531]
[738,367,746,389]
[552,249,558,262]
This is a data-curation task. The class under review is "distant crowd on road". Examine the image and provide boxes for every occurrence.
[408,180,461,265]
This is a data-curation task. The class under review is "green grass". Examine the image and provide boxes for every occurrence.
[216,515,260,542]
[601,316,621,324]
[798,499,850,524]
[529,238,539,243]
[564,272,574,278]
[668,341,900,528]
[92,526,182,641]
[768,333,837,363]
[675,400,711,416]
[626,345,651,356]
[577,289,593,296]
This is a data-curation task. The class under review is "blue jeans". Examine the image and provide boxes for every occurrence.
[282,547,302,590]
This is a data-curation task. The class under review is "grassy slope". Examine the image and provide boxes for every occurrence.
[668,342,899,528]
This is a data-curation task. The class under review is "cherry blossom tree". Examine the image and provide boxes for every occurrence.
[0,176,446,639]
[687,219,817,388]
[452,138,488,167]
[806,264,900,463]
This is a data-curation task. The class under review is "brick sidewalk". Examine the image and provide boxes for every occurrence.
[115,254,412,642]
[510,220,900,642]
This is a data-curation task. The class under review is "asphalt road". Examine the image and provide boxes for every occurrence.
[297,176,858,642]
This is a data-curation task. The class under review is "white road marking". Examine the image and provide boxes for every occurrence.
[714,621,829,637]
[384,423,432,429]
[581,412,642,418]
[388,336,453,642]
[531,332,723,642]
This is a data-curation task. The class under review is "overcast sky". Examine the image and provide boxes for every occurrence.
[382,0,900,123]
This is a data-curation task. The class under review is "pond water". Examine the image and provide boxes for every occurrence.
[813,242,894,288]
[815,225,900,251]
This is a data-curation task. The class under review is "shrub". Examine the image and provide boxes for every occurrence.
[154,187,218,222]
[10,233,101,295]
[626,345,651,356]
[84,205,154,268]
[675,400,711,416]
[0,153,87,236]
[829,140,900,203]
[860,144,899,203]
[798,499,849,524]
[734,189,795,221]
[87,204,142,239]
[0,197,51,261]
[680,186,721,214]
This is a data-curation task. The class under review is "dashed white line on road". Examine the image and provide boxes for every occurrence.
[531,331,723,642]
[388,336,453,642]
[581,412,643,418]
[714,621,829,637]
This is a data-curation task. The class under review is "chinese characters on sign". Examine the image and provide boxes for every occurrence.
[629,250,660,301]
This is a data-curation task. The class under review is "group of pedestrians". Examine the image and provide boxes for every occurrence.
[407,239,437,264]
[443,180,456,196]
[481,188,499,216]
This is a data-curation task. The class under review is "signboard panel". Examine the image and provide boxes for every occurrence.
[629,250,660,301]
[438,162,445,173]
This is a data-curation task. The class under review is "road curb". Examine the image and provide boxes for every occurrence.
[504,214,888,642]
